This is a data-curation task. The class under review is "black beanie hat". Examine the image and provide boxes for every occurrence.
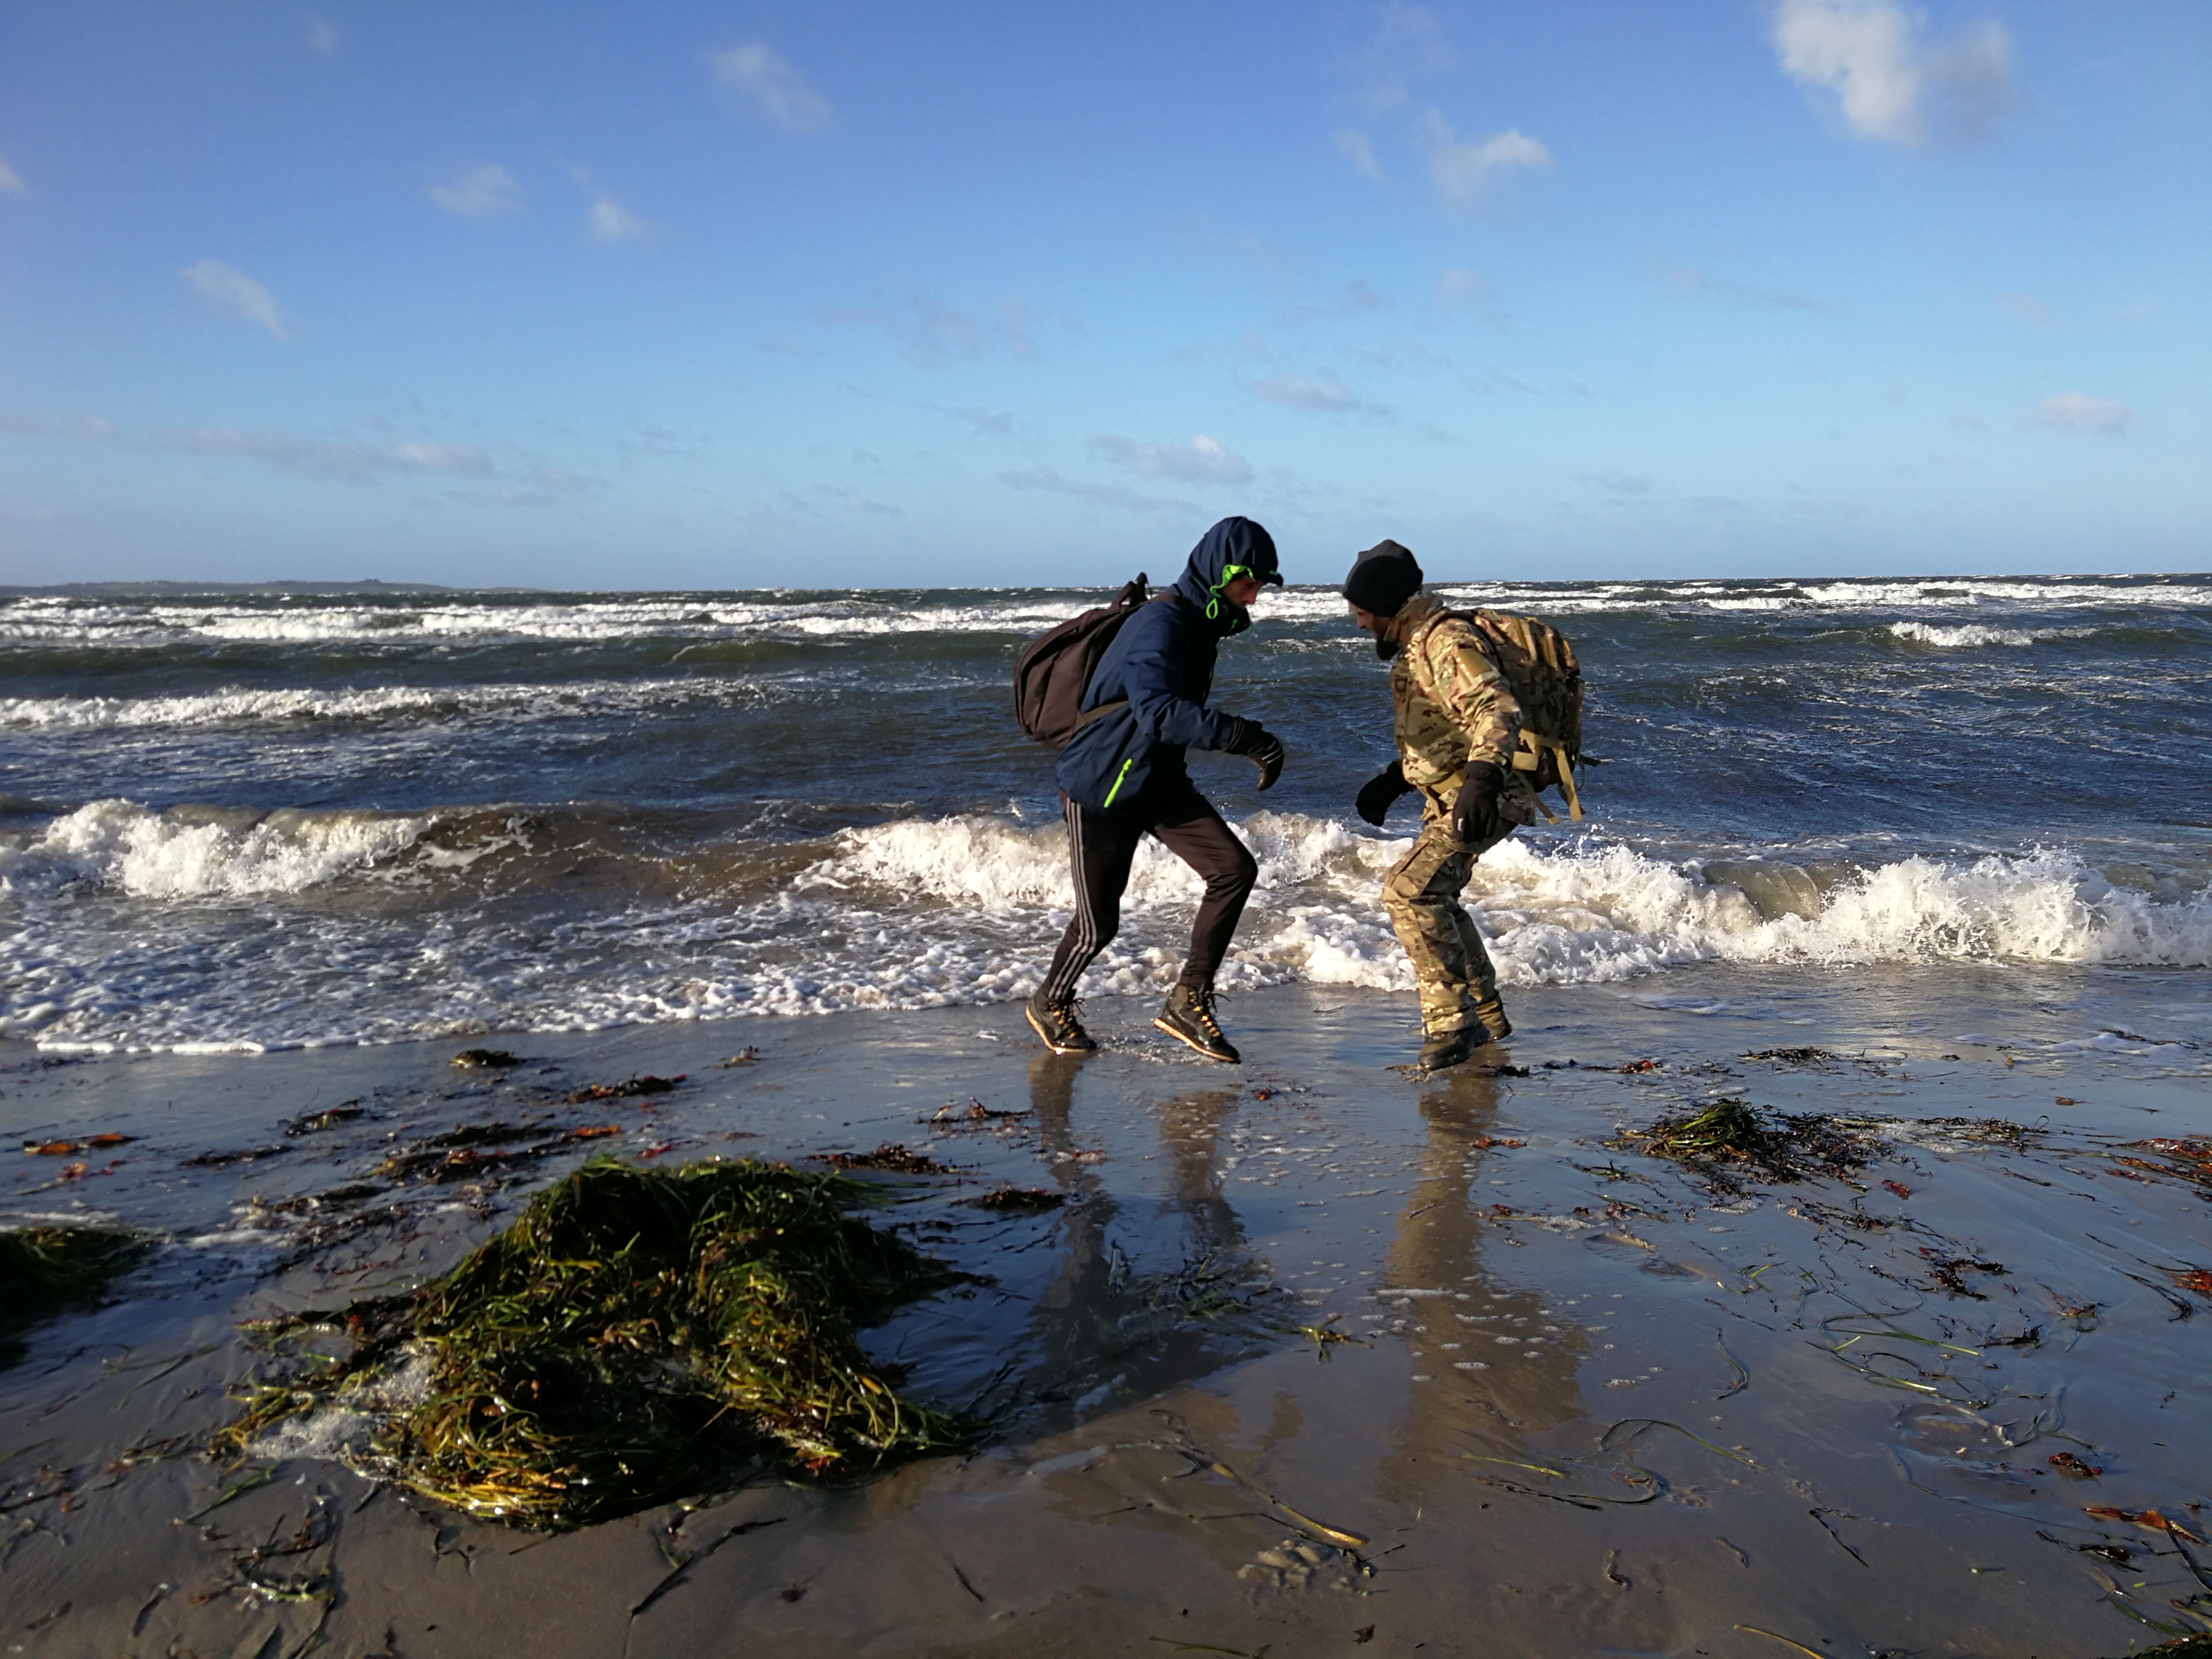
[1342,539,1423,615]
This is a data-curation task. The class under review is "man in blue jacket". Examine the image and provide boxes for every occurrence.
[1029,517,1287,1063]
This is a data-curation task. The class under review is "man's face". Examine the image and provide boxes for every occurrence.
[1223,575,1263,608]
[1348,603,1400,660]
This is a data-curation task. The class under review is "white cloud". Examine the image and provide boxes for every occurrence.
[0,412,116,440]
[1335,128,1385,182]
[305,14,338,57]
[709,42,835,135]
[1663,263,1842,312]
[1236,232,1294,273]
[2027,393,2135,434]
[478,465,595,507]
[1351,2,1456,112]
[1243,369,1386,416]
[587,194,649,243]
[1088,434,1253,486]
[1772,0,2011,148]
[428,163,521,219]
[815,292,1033,368]
[1421,113,1550,212]
[0,408,510,484]
[1284,280,1389,326]
[950,406,1015,438]
[1580,470,1652,496]
[179,261,288,337]
[0,156,26,195]
[998,467,1196,516]
[1435,268,1492,308]
[995,296,1037,358]
[1995,292,2052,327]
[159,426,494,482]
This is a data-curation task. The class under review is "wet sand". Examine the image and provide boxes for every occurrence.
[3,967,2208,1658]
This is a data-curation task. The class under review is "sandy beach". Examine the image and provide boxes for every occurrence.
[3,966,2206,1658]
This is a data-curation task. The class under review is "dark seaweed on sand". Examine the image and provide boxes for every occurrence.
[216,1158,970,1529]
[2112,1136,2212,1197]
[1609,1098,1883,1192]
[1,1226,151,1365]
[958,1186,1064,1211]
[818,1143,959,1175]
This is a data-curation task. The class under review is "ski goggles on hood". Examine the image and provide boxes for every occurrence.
[1204,560,1284,619]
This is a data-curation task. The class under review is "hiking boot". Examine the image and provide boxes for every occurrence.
[1153,983,1240,1064]
[1025,992,1097,1055]
[1418,1027,1482,1072]
[1474,1000,1514,1045]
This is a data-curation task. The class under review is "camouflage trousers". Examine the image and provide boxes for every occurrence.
[1381,802,1515,1040]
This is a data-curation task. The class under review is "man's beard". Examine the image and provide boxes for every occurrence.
[1374,630,1402,661]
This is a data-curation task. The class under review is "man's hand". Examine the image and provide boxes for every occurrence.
[1355,760,1412,826]
[1224,718,1285,792]
[1451,761,1506,846]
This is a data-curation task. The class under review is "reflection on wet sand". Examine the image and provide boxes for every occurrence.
[1008,1055,1272,1430]
[1378,1065,1587,1510]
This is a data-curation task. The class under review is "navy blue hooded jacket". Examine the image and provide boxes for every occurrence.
[1055,517,1279,814]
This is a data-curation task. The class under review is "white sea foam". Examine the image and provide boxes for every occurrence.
[4,575,2201,651]
[0,595,1097,648]
[6,804,2206,1051]
[1,799,425,898]
[799,813,2212,984]
[0,676,760,731]
[1887,621,2053,648]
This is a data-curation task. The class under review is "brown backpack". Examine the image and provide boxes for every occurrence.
[1458,608,1586,821]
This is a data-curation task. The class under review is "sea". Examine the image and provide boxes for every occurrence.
[2,573,2208,1055]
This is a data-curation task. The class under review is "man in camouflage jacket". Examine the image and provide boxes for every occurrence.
[1343,540,1536,1071]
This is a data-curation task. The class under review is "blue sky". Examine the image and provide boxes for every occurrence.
[2,1,2206,588]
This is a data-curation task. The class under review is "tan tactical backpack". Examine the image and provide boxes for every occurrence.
[1459,609,1585,821]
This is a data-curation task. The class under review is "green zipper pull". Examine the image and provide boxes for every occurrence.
[1102,758,1135,809]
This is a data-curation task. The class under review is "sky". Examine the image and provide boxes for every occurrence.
[1,1,2207,589]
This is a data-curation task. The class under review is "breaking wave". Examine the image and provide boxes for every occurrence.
[0,676,759,732]
[4,802,2205,1051]
[1887,621,2060,648]
[807,813,2212,988]
[0,799,429,899]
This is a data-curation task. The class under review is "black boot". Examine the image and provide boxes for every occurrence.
[1474,998,1513,1045]
[1153,982,1240,1064]
[1025,991,1097,1054]
[1418,1027,1481,1071]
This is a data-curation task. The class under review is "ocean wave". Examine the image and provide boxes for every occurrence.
[0,799,430,898]
[0,676,764,732]
[799,813,2212,979]
[4,803,2205,1051]
[1887,621,2055,648]
[0,595,1095,648]
[4,576,2203,654]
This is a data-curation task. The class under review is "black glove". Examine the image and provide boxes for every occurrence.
[1451,761,1506,846]
[1355,760,1412,826]
[1223,717,1284,792]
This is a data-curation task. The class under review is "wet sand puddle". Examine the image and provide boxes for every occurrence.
[0,982,2206,1657]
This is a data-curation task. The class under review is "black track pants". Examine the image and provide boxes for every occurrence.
[1040,778,1258,1005]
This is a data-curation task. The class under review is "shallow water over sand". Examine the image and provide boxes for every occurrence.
[2,971,2205,1656]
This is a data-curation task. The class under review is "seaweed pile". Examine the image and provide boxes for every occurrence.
[0,1225,150,1366]
[2112,1136,2212,1198]
[219,1158,970,1529]
[1609,1098,1882,1192]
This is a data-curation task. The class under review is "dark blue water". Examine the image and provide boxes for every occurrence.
[1,574,2206,1051]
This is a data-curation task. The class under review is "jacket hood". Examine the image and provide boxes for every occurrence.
[1171,516,1280,636]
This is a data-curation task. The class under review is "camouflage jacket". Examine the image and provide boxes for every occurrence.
[1390,594,1531,809]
